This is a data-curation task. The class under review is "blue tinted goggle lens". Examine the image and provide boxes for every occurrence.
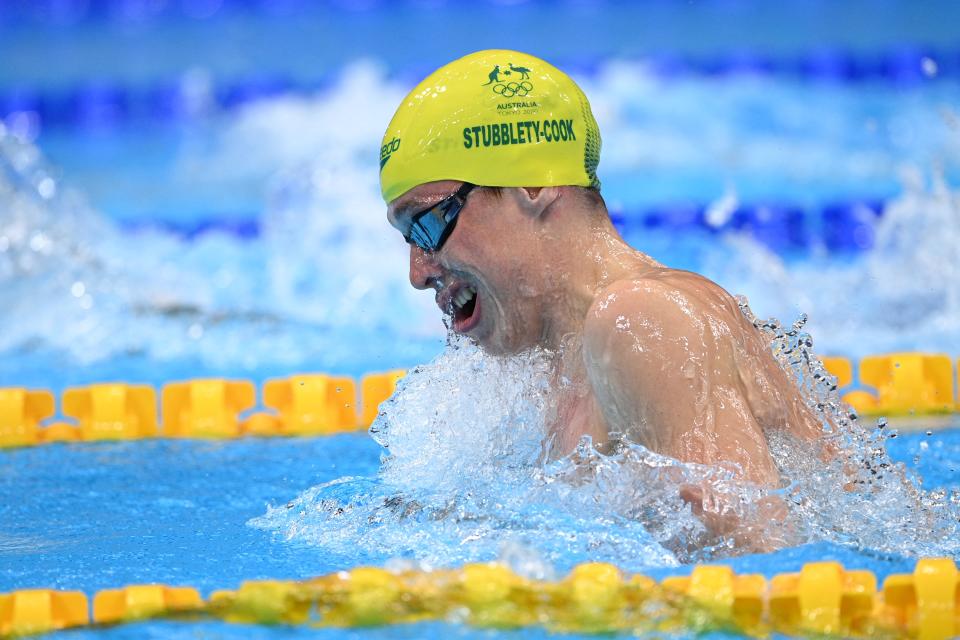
[406,183,475,252]
[409,210,448,250]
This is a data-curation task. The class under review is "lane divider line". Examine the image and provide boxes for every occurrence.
[821,353,959,416]
[2,353,959,451]
[2,558,958,638]
[0,370,406,449]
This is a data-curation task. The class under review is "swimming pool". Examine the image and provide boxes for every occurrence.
[1,422,957,636]
[3,1,960,637]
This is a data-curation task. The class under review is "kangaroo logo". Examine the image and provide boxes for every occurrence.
[481,64,502,85]
[482,62,534,97]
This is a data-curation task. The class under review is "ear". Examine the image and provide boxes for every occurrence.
[509,186,561,219]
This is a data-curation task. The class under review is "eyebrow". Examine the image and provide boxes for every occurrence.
[393,193,447,222]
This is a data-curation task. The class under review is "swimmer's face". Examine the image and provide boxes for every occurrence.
[387,181,547,354]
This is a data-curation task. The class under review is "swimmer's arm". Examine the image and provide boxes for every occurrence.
[581,277,779,485]
[582,277,787,548]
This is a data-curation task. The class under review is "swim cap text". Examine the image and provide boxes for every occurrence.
[462,120,576,149]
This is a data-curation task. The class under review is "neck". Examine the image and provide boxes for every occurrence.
[537,217,659,358]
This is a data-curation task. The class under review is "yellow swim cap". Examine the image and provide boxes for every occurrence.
[379,49,601,203]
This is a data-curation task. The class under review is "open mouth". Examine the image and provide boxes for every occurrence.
[450,284,480,333]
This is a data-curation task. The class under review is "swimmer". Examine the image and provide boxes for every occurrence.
[380,50,823,546]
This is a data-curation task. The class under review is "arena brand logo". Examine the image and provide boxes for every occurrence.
[481,63,534,97]
[380,137,400,170]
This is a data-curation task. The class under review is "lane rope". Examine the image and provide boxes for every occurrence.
[1,353,958,450]
[2,558,958,638]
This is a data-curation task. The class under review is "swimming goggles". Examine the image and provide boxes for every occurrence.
[404,182,476,253]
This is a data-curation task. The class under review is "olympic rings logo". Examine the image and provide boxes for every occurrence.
[492,81,533,98]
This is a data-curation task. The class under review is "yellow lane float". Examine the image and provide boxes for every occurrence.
[93,585,202,623]
[4,558,959,638]
[359,369,405,428]
[1,353,957,452]
[63,383,158,441]
[849,354,954,416]
[263,374,357,435]
[822,353,958,416]
[0,589,88,636]
[162,379,255,438]
[0,388,54,448]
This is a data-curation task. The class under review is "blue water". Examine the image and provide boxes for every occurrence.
[2,63,959,394]
[3,3,960,637]
[4,1,960,90]
[1,425,957,637]
[0,437,380,594]
[29,70,960,229]
[0,430,949,592]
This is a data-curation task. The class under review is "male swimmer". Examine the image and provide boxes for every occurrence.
[379,50,823,543]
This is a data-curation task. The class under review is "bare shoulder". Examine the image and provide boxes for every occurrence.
[581,267,819,466]
[580,268,760,449]
[583,268,743,354]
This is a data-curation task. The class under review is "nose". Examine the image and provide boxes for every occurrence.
[408,245,444,290]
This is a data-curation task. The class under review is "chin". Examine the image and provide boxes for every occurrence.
[478,341,511,356]
[476,332,528,357]
[468,328,504,355]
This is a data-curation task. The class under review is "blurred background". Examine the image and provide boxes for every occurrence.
[1,0,958,391]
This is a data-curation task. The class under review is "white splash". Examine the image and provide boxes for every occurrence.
[251,336,684,571]
[0,65,440,369]
[704,169,960,357]
[252,318,960,570]
[3,60,959,568]
[3,59,959,370]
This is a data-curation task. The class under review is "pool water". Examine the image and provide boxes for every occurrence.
[2,426,955,590]
[2,423,957,637]
[3,69,960,392]
[3,3,960,637]
[1,437,380,594]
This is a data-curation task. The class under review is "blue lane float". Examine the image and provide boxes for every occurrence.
[610,200,884,254]
[115,199,888,256]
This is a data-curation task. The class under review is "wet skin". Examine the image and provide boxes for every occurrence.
[388,181,823,546]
